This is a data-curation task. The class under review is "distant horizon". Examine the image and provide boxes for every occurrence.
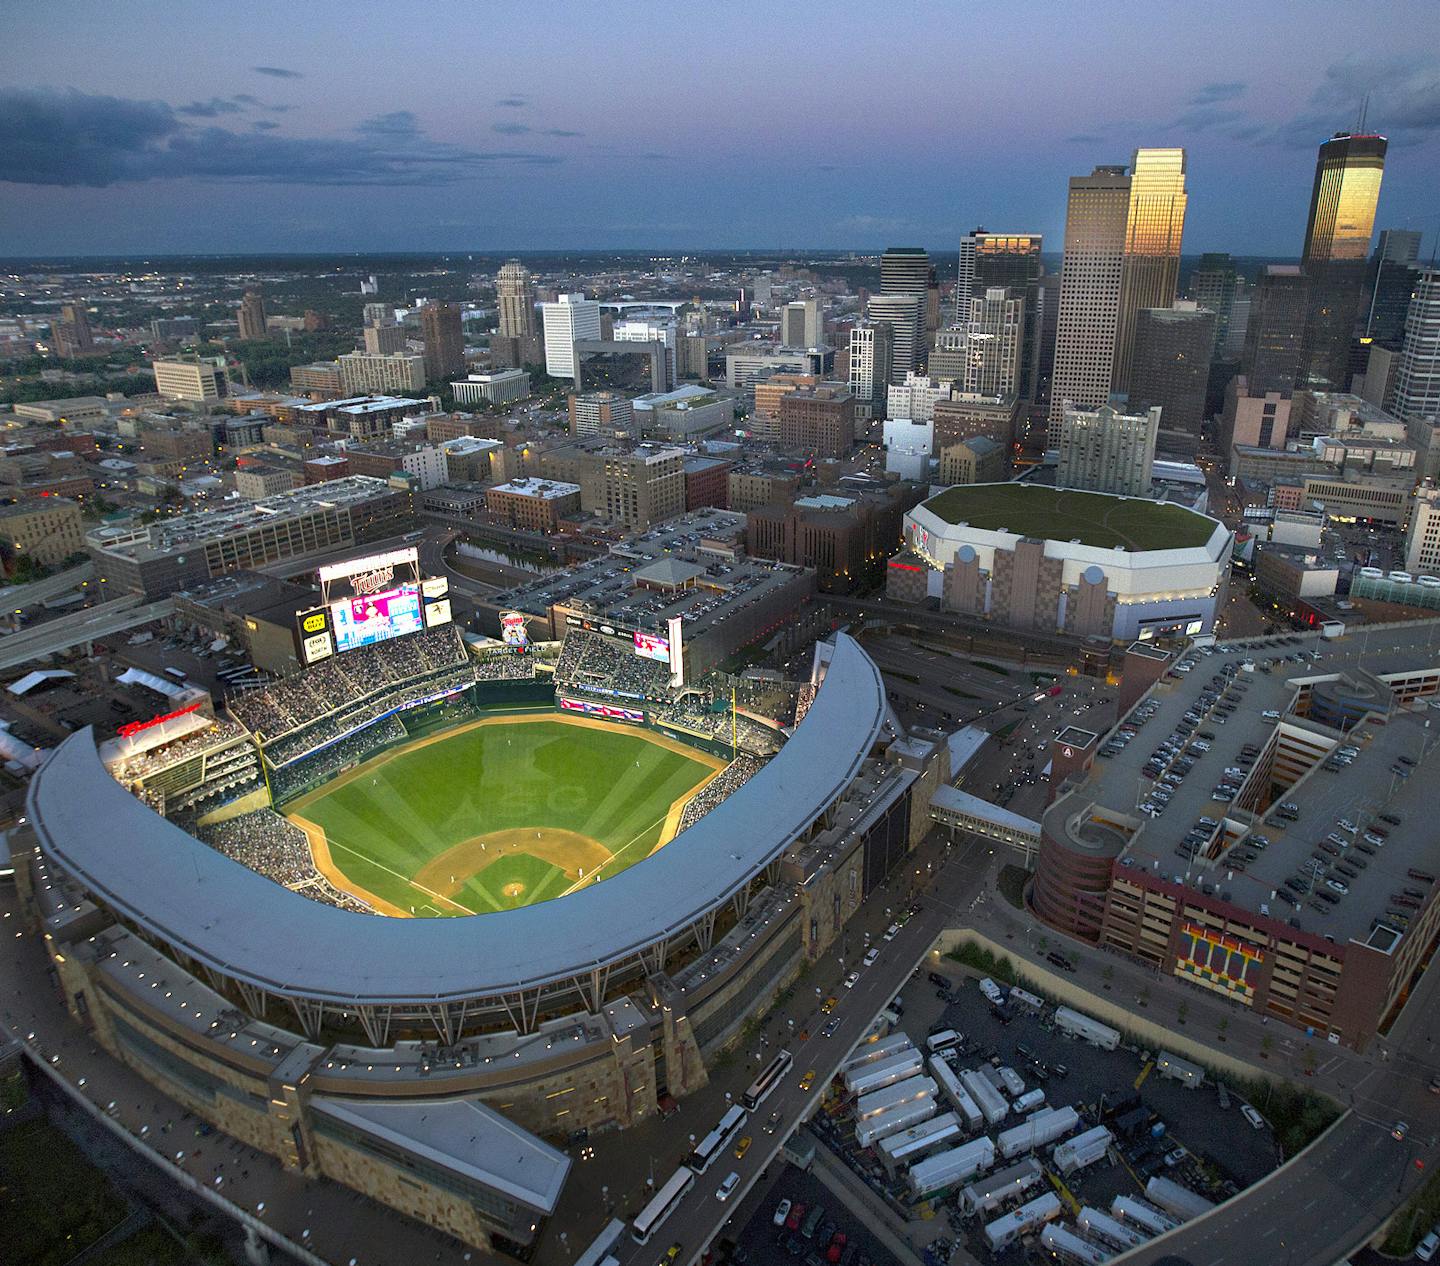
[2,1,1437,257]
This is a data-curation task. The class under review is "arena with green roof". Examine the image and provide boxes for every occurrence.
[901,482,1232,641]
[919,483,1217,552]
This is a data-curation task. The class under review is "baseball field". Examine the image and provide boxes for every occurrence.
[286,713,723,917]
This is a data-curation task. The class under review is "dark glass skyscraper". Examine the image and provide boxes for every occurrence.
[1244,266,1310,394]
[955,229,1044,398]
[1298,131,1387,390]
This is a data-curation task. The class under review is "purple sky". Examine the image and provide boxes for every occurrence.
[1,0,1437,256]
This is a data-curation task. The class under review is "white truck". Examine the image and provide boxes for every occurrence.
[1155,1051,1205,1090]
[928,1055,984,1132]
[960,1068,1009,1126]
[996,1105,1079,1160]
[983,1192,1061,1251]
[1145,1175,1215,1222]
[1039,1224,1108,1266]
[1054,1006,1120,1051]
[906,1137,996,1197]
[843,1051,925,1097]
[1052,1124,1114,1177]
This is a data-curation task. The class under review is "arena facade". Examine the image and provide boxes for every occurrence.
[897,483,1234,641]
[13,626,948,1255]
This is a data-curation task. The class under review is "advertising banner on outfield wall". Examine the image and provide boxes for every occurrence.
[559,697,645,723]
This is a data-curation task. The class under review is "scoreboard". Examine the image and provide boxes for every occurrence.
[296,548,452,666]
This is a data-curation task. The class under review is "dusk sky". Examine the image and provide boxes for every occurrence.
[2,0,1437,258]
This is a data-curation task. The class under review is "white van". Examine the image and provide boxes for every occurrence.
[927,1029,962,1055]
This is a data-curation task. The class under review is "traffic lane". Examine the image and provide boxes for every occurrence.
[1118,1109,1420,1266]
[618,847,977,1266]
[730,1165,903,1266]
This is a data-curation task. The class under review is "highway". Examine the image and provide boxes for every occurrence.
[0,560,96,612]
[0,595,174,671]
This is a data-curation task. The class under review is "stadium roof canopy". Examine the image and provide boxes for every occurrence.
[29,633,886,1007]
[920,483,1216,552]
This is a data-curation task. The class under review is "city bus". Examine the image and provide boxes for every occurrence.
[743,1049,793,1110]
[686,1104,747,1174]
[630,1167,695,1244]
[574,1218,626,1266]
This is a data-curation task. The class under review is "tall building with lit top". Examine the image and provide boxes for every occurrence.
[1048,150,1187,443]
[955,230,1044,397]
[1113,148,1188,394]
[1299,132,1387,391]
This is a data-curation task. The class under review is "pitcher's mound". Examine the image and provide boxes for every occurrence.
[414,827,613,896]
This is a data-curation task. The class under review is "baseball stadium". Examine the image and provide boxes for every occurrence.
[12,549,945,1253]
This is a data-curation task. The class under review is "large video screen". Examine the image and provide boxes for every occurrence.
[634,630,670,662]
[331,586,425,653]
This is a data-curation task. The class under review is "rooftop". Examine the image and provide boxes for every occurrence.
[28,633,885,1006]
[490,478,580,500]
[1065,623,1440,947]
[921,483,1218,552]
[310,1096,570,1214]
[85,475,401,559]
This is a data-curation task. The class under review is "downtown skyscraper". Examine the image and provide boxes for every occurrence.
[954,230,1043,398]
[1046,149,1188,443]
[1298,132,1387,391]
[879,247,931,375]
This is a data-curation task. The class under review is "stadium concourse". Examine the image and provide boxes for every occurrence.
[12,628,962,1256]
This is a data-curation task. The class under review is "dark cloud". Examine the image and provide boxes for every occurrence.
[492,121,531,135]
[1309,55,1440,137]
[1171,105,1250,132]
[544,128,583,138]
[251,120,281,131]
[176,97,246,118]
[0,86,563,188]
[253,65,303,79]
[355,111,419,138]
[1191,81,1247,106]
[496,96,527,108]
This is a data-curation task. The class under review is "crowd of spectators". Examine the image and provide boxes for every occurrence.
[676,755,764,832]
[472,654,539,682]
[228,627,470,741]
[267,717,408,801]
[198,809,376,913]
[552,631,671,702]
[109,718,251,782]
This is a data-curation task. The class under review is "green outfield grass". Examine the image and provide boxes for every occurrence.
[921,483,1216,551]
[289,717,715,916]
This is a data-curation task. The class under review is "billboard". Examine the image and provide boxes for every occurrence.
[634,630,670,662]
[331,588,425,653]
[559,697,645,723]
[500,611,530,650]
[423,597,453,629]
[319,548,421,603]
[297,605,335,665]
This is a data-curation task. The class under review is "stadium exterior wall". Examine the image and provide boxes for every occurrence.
[901,499,1233,640]
[13,633,919,1253]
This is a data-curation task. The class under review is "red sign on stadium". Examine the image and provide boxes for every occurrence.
[117,701,204,738]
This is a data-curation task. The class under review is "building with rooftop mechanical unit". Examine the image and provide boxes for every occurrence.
[85,475,414,599]
[1032,625,1440,1050]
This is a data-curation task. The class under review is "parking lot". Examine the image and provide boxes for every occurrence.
[729,1166,904,1266]
[757,966,1282,1266]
